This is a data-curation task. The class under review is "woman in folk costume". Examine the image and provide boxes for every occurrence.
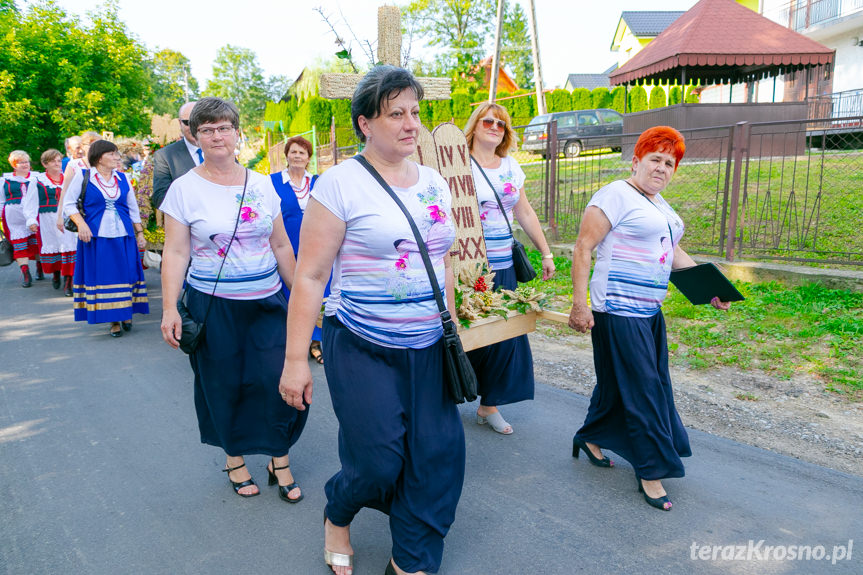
[270,135,331,364]
[55,131,101,232]
[0,150,42,287]
[23,149,78,296]
[63,140,149,337]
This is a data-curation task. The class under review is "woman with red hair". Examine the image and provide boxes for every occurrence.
[567,126,731,511]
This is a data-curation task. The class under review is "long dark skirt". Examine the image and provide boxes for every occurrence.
[187,288,308,456]
[467,265,535,406]
[575,310,691,480]
[321,315,465,574]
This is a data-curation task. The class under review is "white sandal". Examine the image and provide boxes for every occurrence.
[477,410,513,435]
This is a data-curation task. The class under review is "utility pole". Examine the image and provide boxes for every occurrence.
[488,0,506,102]
[526,0,546,114]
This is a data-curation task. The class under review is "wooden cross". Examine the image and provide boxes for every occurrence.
[318,6,451,100]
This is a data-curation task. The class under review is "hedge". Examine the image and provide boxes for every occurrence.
[590,87,612,110]
[452,89,473,118]
[610,86,625,113]
[571,88,591,110]
[649,85,667,109]
[685,85,700,103]
[547,89,572,113]
[628,85,648,113]
[669,85,683,106]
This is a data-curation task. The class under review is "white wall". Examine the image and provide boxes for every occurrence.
[827,37,863,93]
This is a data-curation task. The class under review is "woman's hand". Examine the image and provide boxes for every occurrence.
[710,296,731,311]
[161,306,182,349]
[77,222,92,242]
[29,224,38,233]
[56,214,65,231]
[135,231,146,250]
[279,360,313,410]
[541,257,556,280]
[568,302,595,333]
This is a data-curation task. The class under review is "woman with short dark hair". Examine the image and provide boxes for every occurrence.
[568,126,732,511]
[271,135,329,364]
[160,97,307,503]
[279,66,465,575]
[63,139,149,336]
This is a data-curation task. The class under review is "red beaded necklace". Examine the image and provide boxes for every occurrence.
[46,173,63,186]
[94,172,121,199]
[290,173,310,200]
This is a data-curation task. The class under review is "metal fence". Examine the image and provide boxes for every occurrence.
[517,116,863,266]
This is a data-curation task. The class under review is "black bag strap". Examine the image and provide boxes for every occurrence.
[192,168,249,325]
[470,155,515,238]
[79,169,89,205]
[353,155,456,329]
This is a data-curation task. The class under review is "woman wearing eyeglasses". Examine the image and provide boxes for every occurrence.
[159,97,307,503]
[63,140,149,337]
[462,103,556,435]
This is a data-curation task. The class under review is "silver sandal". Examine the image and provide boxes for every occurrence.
[477,410,513,435]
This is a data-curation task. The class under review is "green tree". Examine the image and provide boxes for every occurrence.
[590,87,612,109]
[402,0,495,86]
[649,85,667,109]
[0,0,151,161]
[628,85,648,112]
[547,89,571,113]
[571,88,591,110]
[669,85,683,106]
[501,2,533,89]
[610,86,626,113]
[204,45,267,128]
[147,49,199,116]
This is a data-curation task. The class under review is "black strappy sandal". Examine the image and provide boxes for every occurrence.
[223,462,259,497]
[309,341,324,365]
[268,458,303,503]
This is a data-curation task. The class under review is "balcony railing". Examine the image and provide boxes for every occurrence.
[763,0,863,31]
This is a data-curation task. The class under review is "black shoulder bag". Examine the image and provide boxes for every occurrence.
[176,169,249,354]
[354,155,478,404]
[470,156,537,283]
[64,169,90,233]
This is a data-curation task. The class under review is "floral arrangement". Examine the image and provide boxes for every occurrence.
[134,160,154,222]
[455,263,547,328]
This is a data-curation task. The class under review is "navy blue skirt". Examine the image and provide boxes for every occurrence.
[467,265,535,406]
[575,310,691,480]
[187,288,308,456]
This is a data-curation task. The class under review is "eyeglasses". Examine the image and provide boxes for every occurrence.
[196,125,235,137]
[180,119,190,126]
[481,118,507,130]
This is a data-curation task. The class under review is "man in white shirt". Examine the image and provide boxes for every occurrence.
[151,101,201,209]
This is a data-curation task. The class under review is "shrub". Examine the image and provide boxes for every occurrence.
[331,99,352,127]
[571,88,591,110]
[685,85,700,103]
[289,99,312,133]
[431,99,452,124]
[510,89,533,118]
[420,100,434,127]
[610,86,626,113]
[308,97,333,132]
[547,89,572,113]
[669,85,683,106]
[628,85,648,113]
[452,89,472,118]
[590,87,612,109]
[649,85,667,109]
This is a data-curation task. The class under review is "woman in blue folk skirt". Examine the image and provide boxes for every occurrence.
[63,140,148,336]
[568,126,732,511]
[279,66,465,575]
[463,102,556,435]
[270,135,331,364]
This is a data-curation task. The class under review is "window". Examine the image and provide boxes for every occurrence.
[577,113,600,127]
[598,110,623,124]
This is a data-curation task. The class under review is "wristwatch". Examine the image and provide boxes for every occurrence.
[541,253,554,260]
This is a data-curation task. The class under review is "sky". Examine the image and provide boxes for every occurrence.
[46,0,700,90]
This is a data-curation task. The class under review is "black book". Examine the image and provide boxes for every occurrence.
[669,263,744,305]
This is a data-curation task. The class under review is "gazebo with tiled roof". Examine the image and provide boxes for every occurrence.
[609,0,834,90]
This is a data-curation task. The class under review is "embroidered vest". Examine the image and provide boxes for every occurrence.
[37,182,61,213]
[80,172,135,236]
[3,179,27,205]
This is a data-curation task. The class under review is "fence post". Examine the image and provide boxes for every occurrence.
[725,121,749,262]
[548,119,558,240]
[331,116,338,166]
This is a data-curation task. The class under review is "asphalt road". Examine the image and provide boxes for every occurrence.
[1,265,861,575]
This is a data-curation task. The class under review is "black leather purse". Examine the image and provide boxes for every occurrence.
[354,155,478,404]
[176,169,248,355]
[471,157,537,283]
[0,232,12,267]
[64,169,90,233]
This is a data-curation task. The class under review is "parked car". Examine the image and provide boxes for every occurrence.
[521,108,623,157]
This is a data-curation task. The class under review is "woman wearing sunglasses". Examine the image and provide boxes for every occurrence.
[463,103,556,435]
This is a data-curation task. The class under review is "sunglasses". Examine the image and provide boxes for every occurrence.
[180,119,190,126]
[481,118,507,130]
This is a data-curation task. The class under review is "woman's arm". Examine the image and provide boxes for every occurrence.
[512,187,555,280]
[160,214,192,348]
[444,253,456,315]
[125,179,146,249]
[269,214,296,290]
[279,199,346,410]
[568,206,612,332]
[63,169,92,242]
[55,162,78,231]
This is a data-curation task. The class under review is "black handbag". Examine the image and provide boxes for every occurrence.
[0,232,12,266]
[354,155,478,404]
[471,156,537,283]
[175,169,249,355]
[64,169,89,233]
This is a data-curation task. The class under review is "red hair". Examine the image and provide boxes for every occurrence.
[633,126,685,170]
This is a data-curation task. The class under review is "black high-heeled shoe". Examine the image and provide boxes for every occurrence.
[268,458,303,503]
[636,476,672,511]
[572,437,614,467]
[223,462,259,497]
